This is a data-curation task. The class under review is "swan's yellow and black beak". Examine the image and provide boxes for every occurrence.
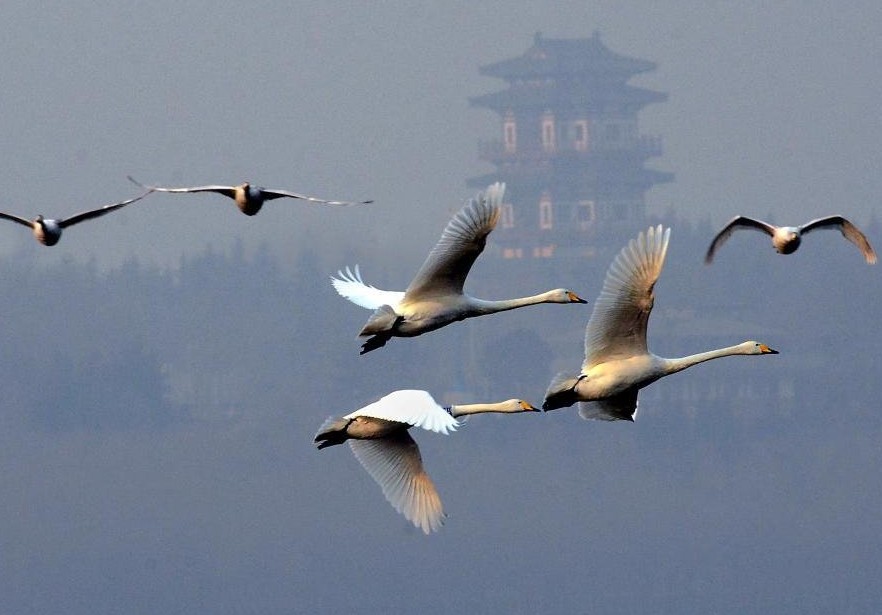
[568,291,588,304]
[520,400,540,412]
[760,344,779,354]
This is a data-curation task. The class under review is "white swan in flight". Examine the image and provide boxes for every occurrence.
[0,190,152,246]
[330,182,587,353]
[127,176,372,216]
[315,389,538,534]
[543,225,778,420]
[705,215,876,264]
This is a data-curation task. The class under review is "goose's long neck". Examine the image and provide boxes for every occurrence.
[661,344,750,376]
[469,291,558,315]
[448,402,515,418]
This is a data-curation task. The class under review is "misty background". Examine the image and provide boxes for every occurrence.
[0,2,880,614]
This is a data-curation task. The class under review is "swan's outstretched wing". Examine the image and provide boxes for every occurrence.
[583,225,670,368]
[59,191,152,228]
[349,431,445,534]
[404,182,503,300]
[578,391,638,422]
[345,389,459,435]
[705,216,776,263]
[0,211,34,228]
[799,215,877,264]
[258,188,372,206]
[330,265,405,310]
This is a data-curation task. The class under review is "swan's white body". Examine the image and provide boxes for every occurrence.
[0,191,152,246]
[315,389,537,534]
[543,225,778,420]
[331,182,587,353]
[128,176,371,216]
[705,215,876,264]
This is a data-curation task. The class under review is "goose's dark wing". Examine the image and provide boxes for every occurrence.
[127,176,236,199]
[0,211,35,228]
[59,191,152,228]
[800,215,877,264]
[705,216,777,263]
[258,187,372,206]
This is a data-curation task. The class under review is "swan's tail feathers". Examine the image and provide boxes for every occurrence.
[330,265,370,305]
[577,391,638,422]
[330,265,405,310]
[314,417,352,449]
[542,372,582,411]
[359,305,400,337]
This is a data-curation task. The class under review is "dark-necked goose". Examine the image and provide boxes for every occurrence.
[705,215,876,264]
[0,190,152,246]
[127,176,371,216]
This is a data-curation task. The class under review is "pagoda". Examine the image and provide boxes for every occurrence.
[469,32,673,260]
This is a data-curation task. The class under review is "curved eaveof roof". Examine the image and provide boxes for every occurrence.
[468,82,667,112]
[479,31,657,81]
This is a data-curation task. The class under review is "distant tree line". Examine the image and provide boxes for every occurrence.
[0,211,876,437]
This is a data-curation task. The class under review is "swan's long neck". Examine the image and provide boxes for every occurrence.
[448,402,519,418]
[469,291,560,315]
[661,344,752,376]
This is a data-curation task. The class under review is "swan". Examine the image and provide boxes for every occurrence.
[127,176,372,216]
[705,215,876,264]
[543,225,778,420]
[0,190,152,246]
[330,182,587,353]
[315,389,538,534]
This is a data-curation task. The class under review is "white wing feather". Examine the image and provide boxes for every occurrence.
[349,433,445,534]
[330,265,405,310]
[344,389,460,435]
[404,183,503,299]
[583,225,670,368]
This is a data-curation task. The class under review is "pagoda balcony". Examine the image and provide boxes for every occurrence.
[478,134,663,162]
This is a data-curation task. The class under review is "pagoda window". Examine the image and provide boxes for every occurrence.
[605,123,621,145]
[503,112,517,153]
[539,192,553,229]
[500,201,515,228]
[573,120,589,151]
[610,201,629,221]
[575,200,595,230]
[541,112,556,152]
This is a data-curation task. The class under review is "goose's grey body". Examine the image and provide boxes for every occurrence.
[705,215,877,264]
[315,389,538,534]
[0,191,152,246]
[543,225,778,420]
[128,176,371,216]
[330,182,587,353]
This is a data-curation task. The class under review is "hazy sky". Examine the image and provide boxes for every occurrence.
[2,4,882,614]
[0,1,879,270]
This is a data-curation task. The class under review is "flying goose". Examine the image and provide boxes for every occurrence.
[315,389,538,534]
[543,225,778,420]
[0,190,152,246]
[127,176,372,216]
[330,182,587,354]
[705,215,876,264]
